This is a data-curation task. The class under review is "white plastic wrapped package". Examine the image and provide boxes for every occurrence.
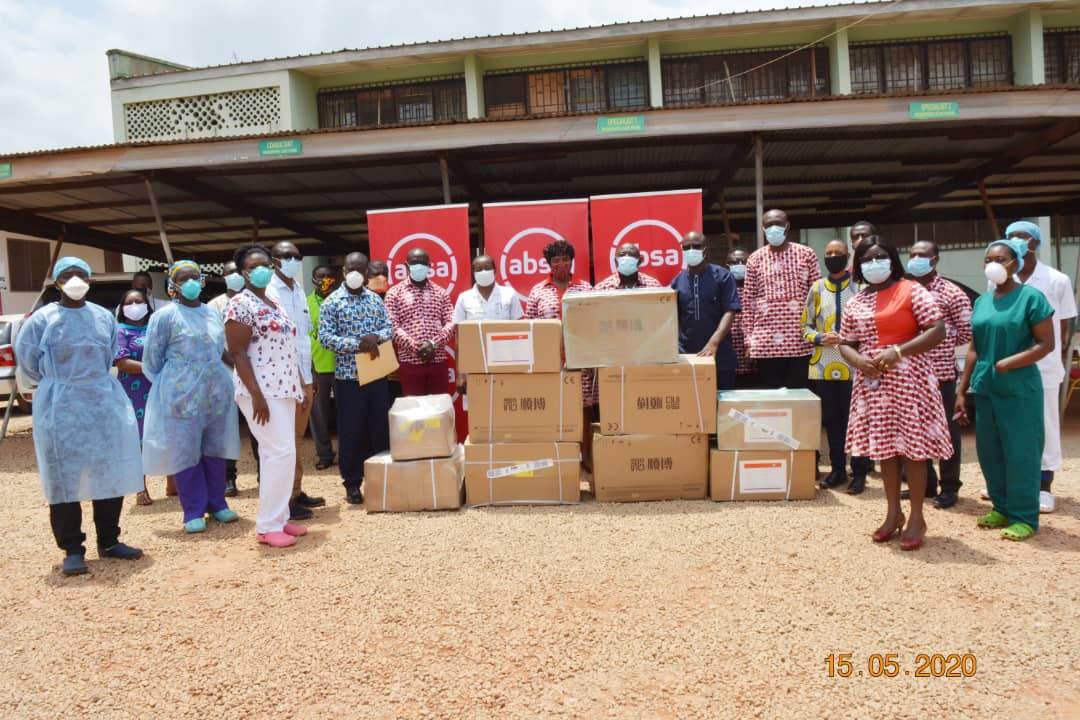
[389,393,457,461]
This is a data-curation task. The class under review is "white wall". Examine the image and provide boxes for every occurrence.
[0,233,107,316]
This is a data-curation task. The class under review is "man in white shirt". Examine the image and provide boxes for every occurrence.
[1005,221,1077,513]
[266,241,325,519]
[452,254,524,323]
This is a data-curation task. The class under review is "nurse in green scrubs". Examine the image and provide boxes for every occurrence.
[955,238,1055,541]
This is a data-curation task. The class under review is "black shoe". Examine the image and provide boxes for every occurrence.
[289,502,314,520]
[345,487,364,505]
[99,542,143,560]
[900,489,910,500]
[224,478,238,497]
[934,490,959,509]
[820,470,847,489]
[847,476,866,495]
[297,492,326,508]
[62,554,88,576]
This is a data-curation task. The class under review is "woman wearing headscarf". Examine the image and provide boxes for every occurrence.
[956,238,1055,541]
[142,260,241,533]
[115,288,154,505]
[14,257,144,576]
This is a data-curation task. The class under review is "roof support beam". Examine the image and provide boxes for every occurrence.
[443,152,485,202]
[0,207,164,260]
[702,137,754,212]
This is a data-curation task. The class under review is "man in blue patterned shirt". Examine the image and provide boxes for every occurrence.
[317,252,394,504]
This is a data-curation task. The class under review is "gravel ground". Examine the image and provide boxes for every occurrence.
[0,407,1077,719]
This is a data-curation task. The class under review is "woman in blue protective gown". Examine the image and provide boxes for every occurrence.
[142,260,241,533]
[14,257,144,576]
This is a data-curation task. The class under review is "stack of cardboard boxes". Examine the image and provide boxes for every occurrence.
[457,319,582,505]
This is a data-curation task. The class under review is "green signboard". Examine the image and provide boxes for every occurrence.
[597,115,646,134]
[259,138,302,157]
[0,162,10,179]
[909,101,959,120]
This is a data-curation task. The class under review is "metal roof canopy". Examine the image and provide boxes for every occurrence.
[2,87,1080,263]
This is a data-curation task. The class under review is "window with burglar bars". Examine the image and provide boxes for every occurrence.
[849,35,1011,94]
[661,46,829,106]
[317,77,467,129]
[1044,30,1080,84]
[483,61,648,118]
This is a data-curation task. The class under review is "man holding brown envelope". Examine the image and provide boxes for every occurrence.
[317,252,395,505]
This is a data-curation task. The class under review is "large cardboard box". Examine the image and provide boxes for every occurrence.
[710,449,817,502]
[389,394,457,461]
[457,319,564,374]
[715,389,822,452]
[561,289,678,369]
[597,355,717,435]
[591,430,709,502]
[464,439,581,506]
[363,446,465,512]
[467,371,582,442]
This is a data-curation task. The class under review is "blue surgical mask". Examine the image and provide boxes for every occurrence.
[616,255,639,276]
[729,264,746,281]
[279,257,303,279]
[224,272,245,292]
[409,263,430,282]
[861,258,893,285]
[180,278,202,301]
[683,248,705,267]
[907,256,933,278]
[764,226,787,246]
[248,265,273,289]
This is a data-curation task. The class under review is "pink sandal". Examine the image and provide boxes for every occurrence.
[256,531,296,548]
[283,523,307,537]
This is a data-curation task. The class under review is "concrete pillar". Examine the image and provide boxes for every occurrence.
[648,38,663,108]
[1011,8,1045,85]
[465,54,485,119]
[1038,216,1053,264]
[828,24,852,95]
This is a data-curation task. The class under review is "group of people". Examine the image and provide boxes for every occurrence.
[13,209,1074,573]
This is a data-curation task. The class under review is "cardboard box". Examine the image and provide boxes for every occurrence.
[561,289,678,369]
[467,371,582,443]
[363,446,465,512]
[597,355,717,435]
[715,389,822,452]
[464,439,581,506]
[457,319,564,374]
[710,449,817,501]
[591,430,709,503]
[388,394,457,461]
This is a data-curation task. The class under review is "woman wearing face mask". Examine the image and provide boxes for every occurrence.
[955,239,1055,541]
[838,237,950,551]
[14,257,144,576]
[454,254,524,321]
[226,244,309,546]
[800,240,871,494]
[142,260,241,534]
[115,289,155,505]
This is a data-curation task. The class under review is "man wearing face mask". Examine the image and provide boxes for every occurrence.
[594,243,662,290]
[384,248,455,397]
[907,240,972,509]
[366,260,390,297]
[317,252,394,504]
[265,241,324,519]
[453,254,524,321]
[669,231,741,391]
[744,209,822,389]
[307,265,340,471]
[209,261,245,318]
[727,247,756,387]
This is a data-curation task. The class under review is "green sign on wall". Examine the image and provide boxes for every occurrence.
[0,162,11,179]
[909,101,959,120]
[259,138,303,157]
[597,115,646,134]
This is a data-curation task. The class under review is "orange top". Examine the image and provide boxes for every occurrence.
[875,280,920,346]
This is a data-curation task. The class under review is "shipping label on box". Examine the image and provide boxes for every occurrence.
[710,448,817,502]
[457,319,563,374]
[467,372,582,442]
[591,430,709,502]
[562,288,678,369]
[364,447,465,512]
[598,355,717,435]
[389,394,457,461]
[464,439,581,506]
[715,389,821,451]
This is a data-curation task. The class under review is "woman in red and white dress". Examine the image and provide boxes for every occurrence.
[839,236,951,551]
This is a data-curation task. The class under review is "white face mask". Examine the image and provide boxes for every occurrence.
[279,257,303,279]
[345,270,366,290]
[984,262,1010,286]
[59,276,90,301]
[122,303,148,322]
[474,269,495,287]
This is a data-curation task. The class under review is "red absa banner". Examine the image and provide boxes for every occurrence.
[483,199,590,305]
[589,189,703,287]
[367,203,471,440]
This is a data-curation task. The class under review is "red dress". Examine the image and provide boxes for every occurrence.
[524,278,597,407]
[842,280,953,461]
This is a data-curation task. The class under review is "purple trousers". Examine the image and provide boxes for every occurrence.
[174,456,229,522]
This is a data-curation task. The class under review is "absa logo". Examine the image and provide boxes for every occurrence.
[498,227,577,304]
[386,232,459,295]
[607,219,685,274]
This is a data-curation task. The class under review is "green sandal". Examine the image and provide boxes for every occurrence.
[977,510,1009,528]
[1001,523,1035,541]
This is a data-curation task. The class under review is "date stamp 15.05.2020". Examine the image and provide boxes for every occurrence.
[824,653,977,678]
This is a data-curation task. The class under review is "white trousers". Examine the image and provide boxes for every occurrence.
[237,394,297,534]
[1042,381,1063,472]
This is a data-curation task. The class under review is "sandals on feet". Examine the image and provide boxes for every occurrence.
[977,510,1009,528]
[872,514,905,543]
[136,491,153,506]
[1001,523,1035,541]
